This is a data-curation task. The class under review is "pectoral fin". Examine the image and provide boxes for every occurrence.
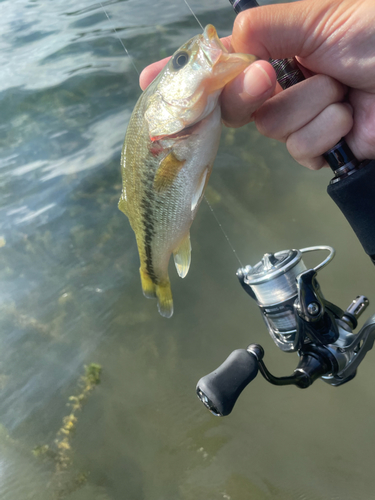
[153,151,185,193]
[191,167,209,212]
[173,232,191,278]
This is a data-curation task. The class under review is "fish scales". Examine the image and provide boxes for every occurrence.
[120,25,256,317]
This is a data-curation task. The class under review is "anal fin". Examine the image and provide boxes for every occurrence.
[173,232,191,278]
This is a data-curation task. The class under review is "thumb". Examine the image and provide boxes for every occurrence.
[231,0,332,62]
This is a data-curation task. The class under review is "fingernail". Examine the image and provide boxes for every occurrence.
[243,63,273,97]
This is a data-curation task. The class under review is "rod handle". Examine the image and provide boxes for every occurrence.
[327,160,375,263]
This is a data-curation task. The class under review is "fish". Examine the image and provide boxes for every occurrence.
[119,24,255,318]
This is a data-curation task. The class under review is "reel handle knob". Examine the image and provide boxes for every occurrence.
[196,345,263,416]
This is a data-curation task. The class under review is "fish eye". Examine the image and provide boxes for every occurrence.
[172,51,189,70]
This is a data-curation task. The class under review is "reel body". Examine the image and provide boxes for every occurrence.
[197,246,375,416]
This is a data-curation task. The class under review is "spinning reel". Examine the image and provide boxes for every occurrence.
[196,246,375,416]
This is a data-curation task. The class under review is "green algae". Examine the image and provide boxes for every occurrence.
[32,363,102,499]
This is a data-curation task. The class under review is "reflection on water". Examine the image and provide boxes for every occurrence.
[0,0,375,499]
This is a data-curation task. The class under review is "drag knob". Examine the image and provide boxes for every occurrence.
[196,345,263,416]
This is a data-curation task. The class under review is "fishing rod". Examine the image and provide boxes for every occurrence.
[101,0,375,411]
[195,0,375,417]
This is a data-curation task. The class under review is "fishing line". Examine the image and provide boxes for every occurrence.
[99,0,243,267]
[99,2,140,76]
[182,0,244,267]
[182,0,204,31]
[204,195,244,268]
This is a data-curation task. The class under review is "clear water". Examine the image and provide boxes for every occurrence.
[1,0,375,499]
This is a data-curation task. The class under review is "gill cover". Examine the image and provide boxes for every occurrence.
[144,25,256,140]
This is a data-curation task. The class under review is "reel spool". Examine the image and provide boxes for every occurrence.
[238,246,335,352]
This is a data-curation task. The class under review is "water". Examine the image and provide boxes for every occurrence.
[0,0,375,498]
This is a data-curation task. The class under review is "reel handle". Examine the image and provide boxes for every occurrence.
[196,346,262,416]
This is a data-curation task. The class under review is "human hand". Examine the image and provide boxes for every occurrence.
[139,0,375,170]
[225,0,375,169]
[139,38,278,147]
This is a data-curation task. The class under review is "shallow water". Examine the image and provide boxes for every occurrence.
[1,0,375,499]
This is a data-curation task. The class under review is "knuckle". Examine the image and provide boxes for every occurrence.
[325,103,353,135]
[254,108,284,140]
[314,74,347,102]
[358,112,375,154]
[253,113,268,137]
[285,136,324,170]
[285,133,306,163]
[234,11,252,42]
[365,133,375,152]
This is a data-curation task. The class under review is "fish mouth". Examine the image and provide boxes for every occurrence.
[200,25,256,91]
[201,24,226,66]
[203,24,221,43]
[202,24,256,70]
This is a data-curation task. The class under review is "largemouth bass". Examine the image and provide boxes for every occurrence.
[119,25,255,318]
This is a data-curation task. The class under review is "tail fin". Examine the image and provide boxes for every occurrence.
[139,268,174,318]
[156,281,174,318]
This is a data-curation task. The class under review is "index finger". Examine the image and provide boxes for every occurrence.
[139,56,170,90]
